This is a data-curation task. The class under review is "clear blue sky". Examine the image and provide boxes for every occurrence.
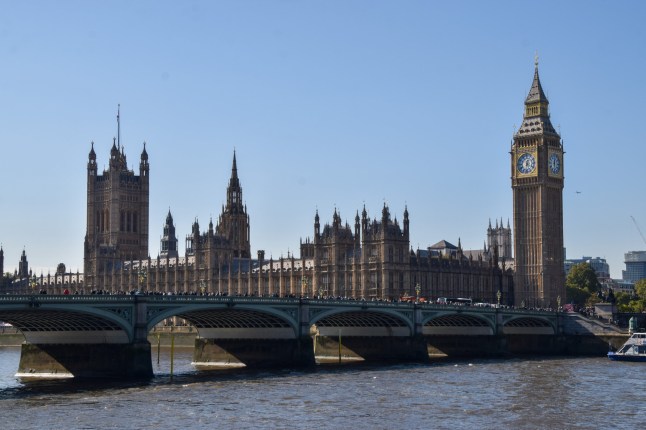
[1,1,645,279]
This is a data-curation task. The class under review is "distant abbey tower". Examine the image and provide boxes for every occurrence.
[487,219,512,261]
[83,109,150,289]
[511,60,566,307]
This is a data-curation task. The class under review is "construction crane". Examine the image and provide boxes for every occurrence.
[630,216,646,246]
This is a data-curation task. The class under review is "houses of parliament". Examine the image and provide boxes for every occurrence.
[3,63,566,307]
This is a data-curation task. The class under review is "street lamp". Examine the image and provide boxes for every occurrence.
[556,295,561,312]
[30,275,37,294]
[415,283,421,303]
[138,268,147,293]
[496,290,502,306]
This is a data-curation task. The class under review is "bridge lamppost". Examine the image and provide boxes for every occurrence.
[556,295,561,312]
[415,283,421,303]
[29,275,37,295]
[496,290,502,306]
[138,268,147,293]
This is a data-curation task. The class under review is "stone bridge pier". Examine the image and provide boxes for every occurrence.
[187,301,316,368]
[1,296,153,379]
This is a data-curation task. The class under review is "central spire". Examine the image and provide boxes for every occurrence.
[226,151,242,211]
[231,149,238,180]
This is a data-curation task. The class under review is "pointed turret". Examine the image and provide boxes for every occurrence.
[516,57,557,136]
[381,203,390,224]
[160,209,178,259]
[403,205,410,237]
[314,209,320,238]
[89,142,96,161]
[141,142,148,161]
[354,210,361,244]
[111,138,118,157]
[225,151,243,212]
[87,142,97,176]
[18,249,28,279]
[525,60,548,105]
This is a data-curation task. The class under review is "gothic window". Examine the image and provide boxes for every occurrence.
[321,274,329,295]
[370,272,378,292]
[133,212,138,233]
[389,247,393,262]
[120,212,125,232]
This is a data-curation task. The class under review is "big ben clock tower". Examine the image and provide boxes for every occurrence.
[511,58,566,308]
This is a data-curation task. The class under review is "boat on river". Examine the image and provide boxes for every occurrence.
[608,332,646,362]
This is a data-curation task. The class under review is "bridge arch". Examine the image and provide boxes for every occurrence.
[310,308,412,337]
[422,312,495,335]
[0,305,135,344]
[503,316,555,335]
[147,304,300,339]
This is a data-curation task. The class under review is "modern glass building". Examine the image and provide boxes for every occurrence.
[622,251,646,283]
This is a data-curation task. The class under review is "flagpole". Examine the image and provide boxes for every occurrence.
[117,104,121,148]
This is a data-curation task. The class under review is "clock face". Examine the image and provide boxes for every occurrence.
[549,153,561,174]
[517,153,536,174]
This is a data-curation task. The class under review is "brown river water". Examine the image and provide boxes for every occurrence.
[0,346,642,430]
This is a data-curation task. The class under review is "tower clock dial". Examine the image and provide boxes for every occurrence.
[548,153,561,174]
[516,153,536,174]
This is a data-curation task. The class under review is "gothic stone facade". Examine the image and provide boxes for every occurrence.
[83,139,150,288]
[79,141,512,303]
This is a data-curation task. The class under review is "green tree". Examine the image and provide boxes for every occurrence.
[565,263,601,305]
[627,279,646,312]
[635,279,646,299]
[566,284,591,305]
[615,291,640,312]
[566,263,601,293]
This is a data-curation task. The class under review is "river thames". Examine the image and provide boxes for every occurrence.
[0,346,642,429]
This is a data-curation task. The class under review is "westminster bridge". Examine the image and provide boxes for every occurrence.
[0,295,623,379]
